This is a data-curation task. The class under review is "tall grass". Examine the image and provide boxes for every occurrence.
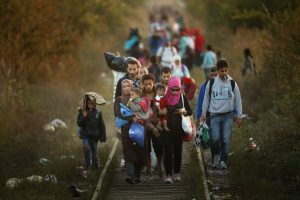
[186,0,300,199]
[0,0,142,199]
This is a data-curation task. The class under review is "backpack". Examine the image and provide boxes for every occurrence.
[159,46,176,58]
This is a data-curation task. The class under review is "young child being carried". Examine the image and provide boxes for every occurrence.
[155,84,170,131]
[127,88,159,135]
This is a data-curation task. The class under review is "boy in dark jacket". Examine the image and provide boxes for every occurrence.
[77,97,106,177]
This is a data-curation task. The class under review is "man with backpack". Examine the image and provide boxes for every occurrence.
[200,60,242,170]
[156,38,177,68]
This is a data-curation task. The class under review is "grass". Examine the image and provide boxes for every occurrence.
[185,1,300,199]
[183,145,206,200]
[0,33,118,199]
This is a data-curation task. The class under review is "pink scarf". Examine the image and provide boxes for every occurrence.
[166,76,182,105]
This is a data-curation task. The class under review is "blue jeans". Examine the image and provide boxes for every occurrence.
[210,112,233,163]
[82,139,98,170]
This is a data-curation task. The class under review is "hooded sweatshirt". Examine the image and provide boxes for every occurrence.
[202,75,242,117]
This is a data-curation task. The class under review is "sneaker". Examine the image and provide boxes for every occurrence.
[173,173,181,182]
[212,154,220,168]
[126,177,135,184]
[219,161,228,170]
[141,166,147,174]
[164,176,173,184]
[68,185,85,197]
[82,170,88,178]
[135,178,142,184]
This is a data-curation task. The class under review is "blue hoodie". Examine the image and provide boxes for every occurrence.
[195,81,207,119]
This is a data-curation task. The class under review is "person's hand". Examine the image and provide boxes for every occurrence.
[82,110,88,117]
[133,116,138,122]
[195,119,200,126]
[200,114,206,122]
[234,117,242,128]
[152,128,160,138]
[175,108,186,115]
[159,108,167,116]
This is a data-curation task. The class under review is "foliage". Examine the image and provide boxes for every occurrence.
[191,0,300,30]
[186,0,300,199]
[0,0,137,111]
[0,0,141,199]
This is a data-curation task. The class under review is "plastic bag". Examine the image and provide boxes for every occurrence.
[182,115,193,135]
[120,103,134,117]
[115,117,128,128]
[194,122,209,149]
[129,122,144,147]
[183,119,196,142]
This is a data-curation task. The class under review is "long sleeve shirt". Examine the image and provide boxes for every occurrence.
[202,51,217,69]
[202,75,242,117]
[195,81,207,119]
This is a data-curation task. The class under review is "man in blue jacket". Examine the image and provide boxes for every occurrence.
[195,66,218,124]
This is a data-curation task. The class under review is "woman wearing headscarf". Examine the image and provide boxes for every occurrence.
[114,79,147,184]
[171,55,190,79]
[160,76,193,184]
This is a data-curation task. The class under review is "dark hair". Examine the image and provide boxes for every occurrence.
[210,66,218,72]
[217,60,228,70]
[150,55,157,64]
[161,66,171,74]
[131,87,142,96]
[155,83,165,91]
[244,48,253,58]
[126,57,141,69]
[207,44,212,51]
[141,73,155,83]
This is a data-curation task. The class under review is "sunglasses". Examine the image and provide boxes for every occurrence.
[171,88,180,92]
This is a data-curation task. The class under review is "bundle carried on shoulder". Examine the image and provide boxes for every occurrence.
[104,52,128,72]
[78,92,106,111]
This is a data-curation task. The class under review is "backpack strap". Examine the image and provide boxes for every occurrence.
[230,79,235,92]
[208,78,215,99]
[181,64,185,76]
[160,46,165,57]
[171,46,176,56]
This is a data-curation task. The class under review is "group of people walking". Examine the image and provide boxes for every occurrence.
[113,56,192,184]
[76,9,245,185]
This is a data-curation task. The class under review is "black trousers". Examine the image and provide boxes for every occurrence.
[160,131,183,176]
